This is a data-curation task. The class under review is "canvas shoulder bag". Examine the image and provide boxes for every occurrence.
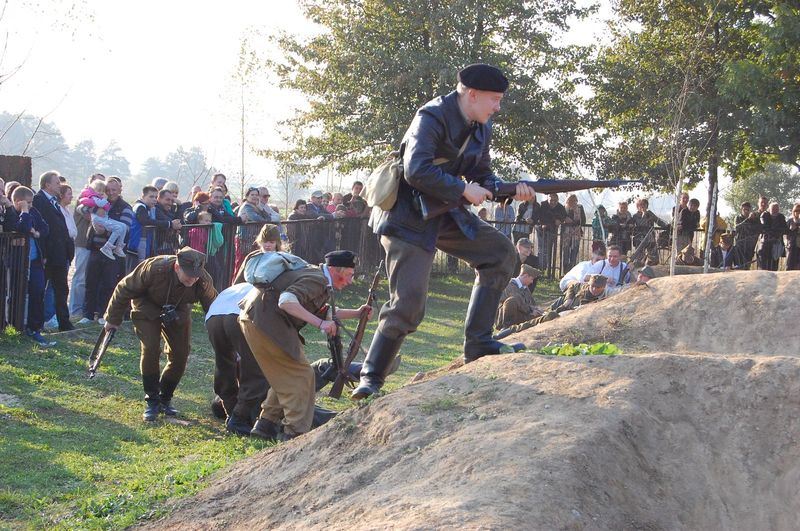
[365,133,471,212]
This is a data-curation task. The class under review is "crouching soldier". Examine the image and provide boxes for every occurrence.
[238,250,371,441]
[206,283,364,435]
[104,247,217,421]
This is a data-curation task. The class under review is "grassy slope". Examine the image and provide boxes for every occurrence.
[0,275,560,530]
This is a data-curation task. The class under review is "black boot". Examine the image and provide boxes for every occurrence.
[210,395,227,419]
[143,400,160,422]
[225,413,254,436]
[351,332,404,401]
[142,374,161,422]
[463,285,525,363]
[159,377,180,417]
[311,405,337,428]
[250,418,280,441]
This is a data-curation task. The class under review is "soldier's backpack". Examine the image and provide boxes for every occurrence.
[243,251,309,288]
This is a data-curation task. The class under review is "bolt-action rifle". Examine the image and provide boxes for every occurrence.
[87,327,116,379]
[321,284,347,396]
[328,261,384,398]
[420,179,641,221]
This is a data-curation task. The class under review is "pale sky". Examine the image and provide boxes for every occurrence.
[1,0,309,186]
[1,1,614,183]
[2,0,728,213]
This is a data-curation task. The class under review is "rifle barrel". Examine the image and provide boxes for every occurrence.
[422,179,641,221]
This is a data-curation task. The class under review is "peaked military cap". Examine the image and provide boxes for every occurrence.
[588,274,608,288]
[176,247,206,277]
[639,266,656,279]
[258,224,281,243]
[520,264,542,278]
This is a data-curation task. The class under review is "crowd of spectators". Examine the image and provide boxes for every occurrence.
[493,188,800,340]
[0,171,379,347]
[492,191,800,275]
[2,168,799,349]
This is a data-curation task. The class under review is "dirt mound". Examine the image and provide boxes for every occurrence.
[146,354,800,530]
[142,272,800,530]
[518,270,800,356]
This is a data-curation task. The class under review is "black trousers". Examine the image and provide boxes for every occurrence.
[376,218,515,341]
[84,251,124,319]
[26,259,46,331]
[45,263,70,328]
[206,314,268,419]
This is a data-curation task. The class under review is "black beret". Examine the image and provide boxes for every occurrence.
[325,250,356,268]
[457,64,509,93]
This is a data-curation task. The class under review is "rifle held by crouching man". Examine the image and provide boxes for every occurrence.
[328,261,384,399]
[420,179,641,221]
[88,327,116,379]
[321,285,347,393]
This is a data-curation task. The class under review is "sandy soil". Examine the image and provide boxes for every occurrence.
[141,271,800,531]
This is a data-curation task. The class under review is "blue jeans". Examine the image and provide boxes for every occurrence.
[43,284,55,322]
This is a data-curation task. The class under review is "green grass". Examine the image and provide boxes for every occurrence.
[0,274,561,529]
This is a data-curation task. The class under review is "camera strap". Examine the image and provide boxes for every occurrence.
[163,258,186,308]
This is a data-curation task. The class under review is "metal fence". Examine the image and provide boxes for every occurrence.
[143,218,388,290]
[1,216,783,331]
[143,218,768,287]
[0,232,30,331]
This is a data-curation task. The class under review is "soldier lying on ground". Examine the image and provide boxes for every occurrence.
[495,265,544,330]
[492,270,653,340]
[559,242,606,291]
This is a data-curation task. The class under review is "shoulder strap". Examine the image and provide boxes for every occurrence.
[431,130,472,166]
[618,263,629,285]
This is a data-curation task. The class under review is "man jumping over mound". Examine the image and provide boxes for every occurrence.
[353,64,536,400]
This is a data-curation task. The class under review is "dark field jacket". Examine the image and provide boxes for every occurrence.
[373,91,505,252]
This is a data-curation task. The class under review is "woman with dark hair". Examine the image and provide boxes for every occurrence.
[286,199,311,255]
[561,194,585,271]
[760,202,786,271]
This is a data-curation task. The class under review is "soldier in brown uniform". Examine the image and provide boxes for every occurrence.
[238,250,371,441]
[495,265,543,330]
[493,275,607,339]
[557,275,608,312]
[104,247,218,421]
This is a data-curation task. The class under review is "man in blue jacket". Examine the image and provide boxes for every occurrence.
[353,64,535,400]
[11,186,54,346]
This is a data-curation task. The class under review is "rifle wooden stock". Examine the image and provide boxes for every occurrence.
[328,260,384,399]
[420,179,642,221]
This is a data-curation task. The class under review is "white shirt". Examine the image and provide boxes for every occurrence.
[586,259,631,287]
[60,204,78,239]
[512,277,524,289]
[559,260,593,291]
[205,282,255,321]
